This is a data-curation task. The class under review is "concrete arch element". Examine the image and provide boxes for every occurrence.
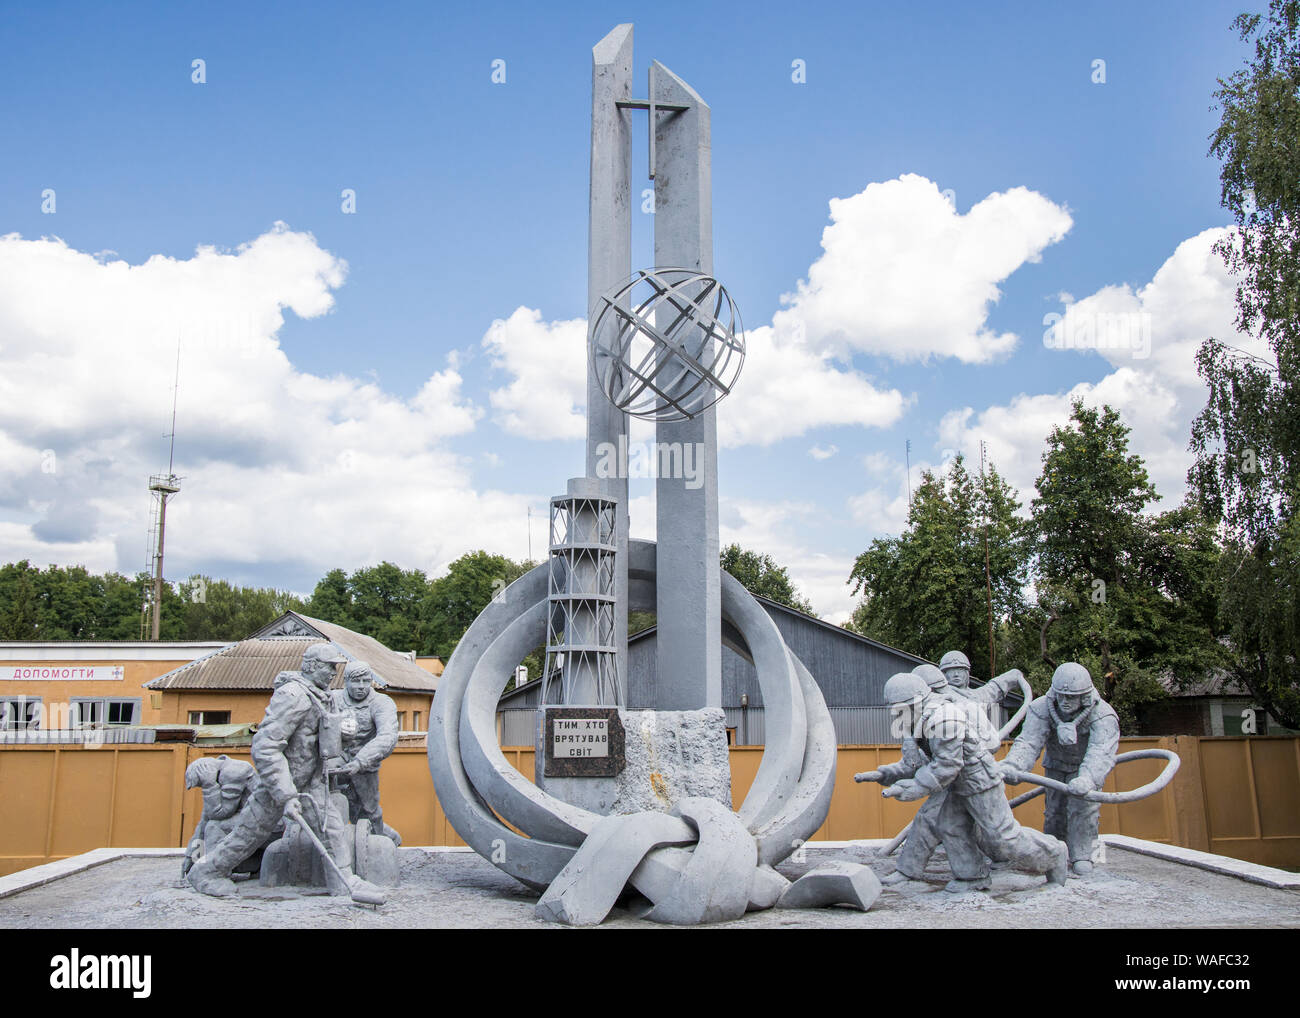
[426,538,836,919]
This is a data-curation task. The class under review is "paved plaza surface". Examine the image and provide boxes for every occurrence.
[2,843,1297,929]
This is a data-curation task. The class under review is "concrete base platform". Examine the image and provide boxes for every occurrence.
[1,839,1296,928]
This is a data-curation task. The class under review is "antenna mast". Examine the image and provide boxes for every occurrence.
[142,345,183,640]
[980,439,994,679]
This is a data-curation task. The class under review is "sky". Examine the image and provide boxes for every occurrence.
[0,0,1269,622]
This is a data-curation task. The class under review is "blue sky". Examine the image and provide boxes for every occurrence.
[0,1,1262,619]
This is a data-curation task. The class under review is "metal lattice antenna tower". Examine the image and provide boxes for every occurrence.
[141,345,183,640]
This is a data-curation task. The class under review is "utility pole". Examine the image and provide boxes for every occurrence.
[980,439,994,679]
[145,346,182,640]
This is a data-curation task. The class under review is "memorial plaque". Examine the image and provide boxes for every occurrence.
[543,707,625,777]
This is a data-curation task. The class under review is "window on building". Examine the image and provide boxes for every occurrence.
[71,698,139,728]
[397,711,408,731]
[0,697,41,731]
[412,711,422,731]
[188,710,231,726]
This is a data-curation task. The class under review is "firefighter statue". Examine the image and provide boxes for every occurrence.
[1000,662,1120,876]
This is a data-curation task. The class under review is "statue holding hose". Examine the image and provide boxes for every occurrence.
[1000,662,1120,877]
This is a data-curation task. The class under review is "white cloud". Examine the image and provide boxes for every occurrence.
[939,228,1268,507]
[717,324,907,447]
[774,174,1073,364]
[847,453,925,538]
[479,175,1070,448]
[482,307,586,440]
[809,443,838,460]
[0,225,534,591]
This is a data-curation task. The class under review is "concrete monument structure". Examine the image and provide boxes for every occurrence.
[427,23,854,926]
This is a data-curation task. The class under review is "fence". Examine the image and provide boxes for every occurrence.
[1,736,1295,877]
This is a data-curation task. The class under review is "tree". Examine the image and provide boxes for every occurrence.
[306,568,352,626]
[177,576,305,641]
[720,544,815,614]
[1189,2,1300,729]
[424,551,537,661]
[847,454,1031,672]
[1034,402,1227,728]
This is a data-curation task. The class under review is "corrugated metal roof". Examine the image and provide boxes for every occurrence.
[145,613,439,694]
[294,613,439,693]
[146,638,321,690]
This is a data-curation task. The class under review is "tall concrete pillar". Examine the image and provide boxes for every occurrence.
[585,24,632,702]
[651,62,721,710]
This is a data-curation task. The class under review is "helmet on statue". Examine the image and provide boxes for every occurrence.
[913,663,948,692]
[1050,662,1095,699]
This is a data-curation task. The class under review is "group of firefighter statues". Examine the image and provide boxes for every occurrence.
[183,643,402,906]
[179,639,1176,910]
[856,652,1151,892]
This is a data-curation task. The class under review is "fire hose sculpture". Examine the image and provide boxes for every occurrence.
[861,661,1180,884]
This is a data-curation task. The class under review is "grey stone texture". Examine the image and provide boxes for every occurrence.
[11,844,1296,928]
[330,661,401,844]
[778,861,882,911]
[875,694,1068,889]
[538,707,729,815]
[1002,664,1121,872]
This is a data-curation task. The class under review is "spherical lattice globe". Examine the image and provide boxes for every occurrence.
[588,268,745,422]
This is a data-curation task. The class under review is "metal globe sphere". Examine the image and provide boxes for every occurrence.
[588,267,745,422]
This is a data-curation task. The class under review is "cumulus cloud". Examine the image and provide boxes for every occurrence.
[481,175,1069,449]
[0,225,528,592]
[847,452,922,537]
[482,307,587,440]
[774,174,1073,363]
[717,324,907,447]
[809,444,838,460]
[939,228,1267,506]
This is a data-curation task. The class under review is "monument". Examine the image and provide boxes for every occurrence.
[426,24,870,925]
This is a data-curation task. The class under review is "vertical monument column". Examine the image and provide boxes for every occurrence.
[652,62,721,710]
[586,23,633,703]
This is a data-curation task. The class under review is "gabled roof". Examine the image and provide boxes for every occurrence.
[747,593,930,664]
[146,612,438,694]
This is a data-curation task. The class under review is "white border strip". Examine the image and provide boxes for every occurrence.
[1103,834,1300,889]
[0,847,183,900]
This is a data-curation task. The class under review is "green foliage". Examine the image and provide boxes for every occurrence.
[719,544,815,614]
[1032,402,1228,729]
[847,455,1030,673]
[178,576,305,642]
[1189,2,1300,729]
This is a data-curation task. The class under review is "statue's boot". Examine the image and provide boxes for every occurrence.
[1046,842,1069,886]
[881,866,925,886]
[186,858,238,898]
[943,875,991,893]
[1070,860,1094,878]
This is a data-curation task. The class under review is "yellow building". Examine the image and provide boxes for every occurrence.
[145,611,438,732]
[0,640,227,731]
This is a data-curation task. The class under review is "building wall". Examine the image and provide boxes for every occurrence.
[625,614,925,710]
[155,689,435,732]
[0,658,207,728]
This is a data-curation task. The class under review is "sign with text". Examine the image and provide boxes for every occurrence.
[542,707,625,778]
[0,666,125,682]
[553,716,610,758]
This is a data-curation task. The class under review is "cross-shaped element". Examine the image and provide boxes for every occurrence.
[615,65,690,181]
